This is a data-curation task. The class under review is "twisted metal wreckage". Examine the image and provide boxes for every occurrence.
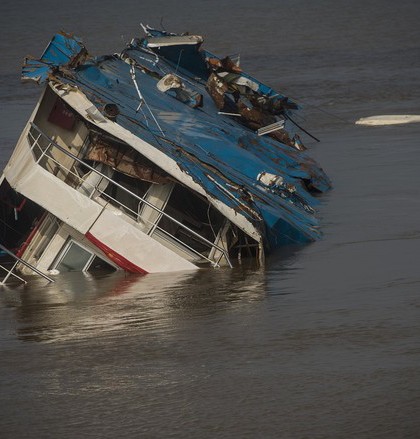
[0,26,331,283]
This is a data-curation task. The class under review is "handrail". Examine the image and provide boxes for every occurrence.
[0,243,54,284]
[28,123,232,268]
[0,262,27,285]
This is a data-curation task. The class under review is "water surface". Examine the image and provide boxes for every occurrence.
[1,1,419,437]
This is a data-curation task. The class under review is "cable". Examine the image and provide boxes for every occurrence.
[284,113,320,142]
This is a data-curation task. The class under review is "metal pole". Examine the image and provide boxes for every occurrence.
[0,244,54,283]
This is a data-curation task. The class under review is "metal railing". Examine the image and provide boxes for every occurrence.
[27,123,232,268]
[0,243,54,285]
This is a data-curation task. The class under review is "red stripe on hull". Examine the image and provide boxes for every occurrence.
[85,232,148,274]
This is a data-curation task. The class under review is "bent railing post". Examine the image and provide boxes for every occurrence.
[0,244,54,285]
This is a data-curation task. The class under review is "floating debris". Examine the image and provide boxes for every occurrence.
[356,115,420,126]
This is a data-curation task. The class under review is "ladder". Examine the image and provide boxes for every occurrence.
[257,120,285,136]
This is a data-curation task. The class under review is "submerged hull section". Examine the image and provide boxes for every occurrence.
[0,27,331,279]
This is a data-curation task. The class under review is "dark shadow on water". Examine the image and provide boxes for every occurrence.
[265,243,308,270]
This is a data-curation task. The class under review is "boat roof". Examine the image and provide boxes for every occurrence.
[21,29,331,248]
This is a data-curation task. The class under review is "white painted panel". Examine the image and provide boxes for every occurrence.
[4,141,103,234]
[89,208,199,273]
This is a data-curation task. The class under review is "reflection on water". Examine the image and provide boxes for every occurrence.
[0,243,312,344]
[1,265,267,343]
[1,251,418,438]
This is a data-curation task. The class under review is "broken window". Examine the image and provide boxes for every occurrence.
[51,239,115,272]
[84,131,171,184]
[157,184,224,255]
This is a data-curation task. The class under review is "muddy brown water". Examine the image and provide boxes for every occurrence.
[1,0,420,437]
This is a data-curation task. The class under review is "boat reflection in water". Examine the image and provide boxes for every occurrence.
[2,263,271,344]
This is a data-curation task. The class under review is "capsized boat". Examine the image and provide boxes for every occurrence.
[0,26,331,278]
